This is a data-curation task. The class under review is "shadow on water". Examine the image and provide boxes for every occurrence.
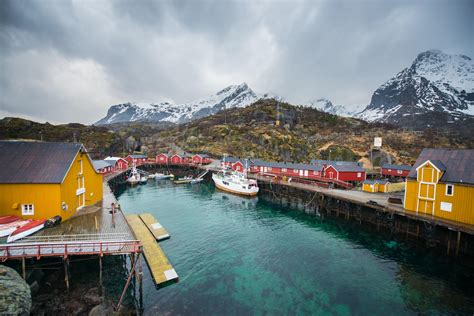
[113,179,474,315]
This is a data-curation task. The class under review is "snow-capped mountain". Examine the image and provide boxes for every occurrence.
[96,83,269,125]
[307,98,356,117]
[357,50,474,128]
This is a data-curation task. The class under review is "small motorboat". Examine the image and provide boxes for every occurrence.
[7,219,47,243]
[127,162,141,185]
[0,219,32,237]
[154,173,174,180]
[0,215,20,224]
[173,176,194,184]
[140,176,148,184]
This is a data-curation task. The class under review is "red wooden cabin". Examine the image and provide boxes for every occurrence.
[125,154,147,166]
[381,164,411,178]
[104,157,128,171]
[192,154,212,165]
[156,153,170,164]
[323,164,366,182]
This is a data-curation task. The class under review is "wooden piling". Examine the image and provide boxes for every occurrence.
[22,258,26,280]
[456,231,461,257]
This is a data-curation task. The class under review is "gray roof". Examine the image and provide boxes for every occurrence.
[104,158,127,165]
[408,149,474,185]
[252,159,323,171]
[311,159,361,167]
[194,153,209,158]
[0,141,83,184]
[328,164,365,172]
[92,160,113,171]
[128,154,147,159]
[381,164,412,171]
[223,156,242,163]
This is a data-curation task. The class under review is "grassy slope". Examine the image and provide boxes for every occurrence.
[149,99,473,165]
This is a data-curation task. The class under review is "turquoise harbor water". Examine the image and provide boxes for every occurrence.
[114,180,474,315]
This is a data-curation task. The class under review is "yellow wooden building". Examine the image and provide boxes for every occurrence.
[363,179,391,193]
[404,149,474,225]
[0,141,103,221]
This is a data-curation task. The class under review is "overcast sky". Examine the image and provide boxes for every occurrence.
[1,0,473,124]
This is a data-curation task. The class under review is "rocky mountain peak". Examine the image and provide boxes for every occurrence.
[356,50,474,129]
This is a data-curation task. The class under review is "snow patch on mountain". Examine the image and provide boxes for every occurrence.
[306,98,357,117]
[96,83,274,125]
[357,50,474,126]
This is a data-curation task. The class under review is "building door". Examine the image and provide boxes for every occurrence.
[304,170,308,177]
[417,183,435,215]
[299,170,303,176]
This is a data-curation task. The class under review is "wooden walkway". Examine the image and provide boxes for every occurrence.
[251,173,474,235]
[126,214,178,286]
[139,213,170,241]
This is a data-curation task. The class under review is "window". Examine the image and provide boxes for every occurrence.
[446,184,454,196]
[22,204,34,215]
[357,172,361,177]
[294,169,299,174]
[282,168,287,172]
[397,170,403,174]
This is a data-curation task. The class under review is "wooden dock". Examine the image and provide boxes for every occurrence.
[126,214,178,286]
[139,213,170,241]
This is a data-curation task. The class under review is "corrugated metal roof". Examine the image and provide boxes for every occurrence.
[0,141,82,184]
[92,160,113,171]
[128,154,147,159]
[408,149,474,185]
[381,164,412,171]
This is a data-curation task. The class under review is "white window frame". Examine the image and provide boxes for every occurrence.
[357,172,361,177]
[282,168,287,172]
[22,204,34,215]
[445,184,454,196]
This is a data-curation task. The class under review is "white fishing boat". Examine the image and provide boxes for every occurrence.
[212,157,259,196]
[127,162,140,185]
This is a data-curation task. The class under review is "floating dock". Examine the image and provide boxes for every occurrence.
[126,214,178,286]
[139,213,170,241]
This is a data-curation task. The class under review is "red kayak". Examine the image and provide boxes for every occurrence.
[0,215,20,224]
[7,219,46,243]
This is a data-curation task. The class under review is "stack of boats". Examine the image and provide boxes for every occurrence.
[0,215,47,243]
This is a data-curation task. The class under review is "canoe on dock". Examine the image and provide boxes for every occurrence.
[139,213,170,241]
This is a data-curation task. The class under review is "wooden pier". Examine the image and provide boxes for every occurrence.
[139,213,170,241]
[126,214,178,286]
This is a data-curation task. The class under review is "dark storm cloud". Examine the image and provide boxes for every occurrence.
[0,0,473,123]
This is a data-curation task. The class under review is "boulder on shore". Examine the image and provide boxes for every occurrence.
[0,265,32,315]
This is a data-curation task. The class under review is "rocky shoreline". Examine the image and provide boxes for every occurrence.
[1,256,136,316]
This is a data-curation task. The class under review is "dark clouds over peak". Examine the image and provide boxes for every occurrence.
[1,0,473,123]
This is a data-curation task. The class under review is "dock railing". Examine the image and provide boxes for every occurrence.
[0,236,141,260]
